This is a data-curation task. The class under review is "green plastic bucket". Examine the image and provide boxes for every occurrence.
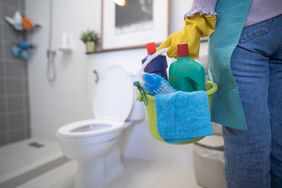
[138,81,218,144]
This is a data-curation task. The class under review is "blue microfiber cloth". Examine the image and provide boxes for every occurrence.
[155,90,213,143]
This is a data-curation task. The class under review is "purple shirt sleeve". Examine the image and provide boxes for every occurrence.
[185,0,217,18]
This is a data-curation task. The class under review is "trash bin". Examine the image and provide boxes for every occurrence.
[193,135,227,188]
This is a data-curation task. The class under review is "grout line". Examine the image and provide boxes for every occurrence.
[1,56,27,64]
[22,77,29,138]
[0,94,29,98]
[1,2,18,11]
[8,126,30,133]
[0,77,28,80]
[0,110,30,116]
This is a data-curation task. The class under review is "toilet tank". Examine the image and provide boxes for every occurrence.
[88,64,145,122]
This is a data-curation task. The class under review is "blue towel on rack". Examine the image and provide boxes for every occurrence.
[155,91,213,143]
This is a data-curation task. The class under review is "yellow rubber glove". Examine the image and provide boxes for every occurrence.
[158,13,216,59]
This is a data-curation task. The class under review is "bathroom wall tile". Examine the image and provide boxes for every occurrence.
[0,42,3,59]
[0,114,8,133]
[0,133,8,147]
[8,112,26,131]
[0,0,29,146]
[0,96,6,114]
[6,61,25,78]
[22,63,28,79]
[0,61,5,77]
[22,95,29,111]
[17,0,25,13]
[3,24,20,44]
[24,111,30,128]
[2,0,18,8]
[0,27,4,41]
[6,79,23,95]
[2,5,18,38]
[2,3,18,20]
[22,79,29,95]
[3,43,19,61]
[0,2,4,26]
[22,111,29,128]
[9,128,29,143]
[26,125,30,137]
[7,96,24,113]
[0,79,5,96]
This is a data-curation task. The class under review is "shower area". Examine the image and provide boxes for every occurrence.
[0,0,30,149]
[0,0,69,187]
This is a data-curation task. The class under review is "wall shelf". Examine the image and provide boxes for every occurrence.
[4,13,41,60]
[58,47,73,53]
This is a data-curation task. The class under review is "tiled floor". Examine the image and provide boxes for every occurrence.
[0,138,64,184]
[17,158,202,188]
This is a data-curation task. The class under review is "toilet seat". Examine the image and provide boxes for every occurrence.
[57,119,125,138]
[58,65,134,139]
[57,64,136,155]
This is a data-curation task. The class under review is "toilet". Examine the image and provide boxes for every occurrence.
[57,65,145,188]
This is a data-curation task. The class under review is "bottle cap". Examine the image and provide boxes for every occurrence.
[146,42,156,55]
[177,43,189,57]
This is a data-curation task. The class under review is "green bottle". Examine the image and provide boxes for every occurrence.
[169,43,205,92]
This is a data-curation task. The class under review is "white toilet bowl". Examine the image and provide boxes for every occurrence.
[57,119,128,188]
[56,65,145,188]
[57,119,125,161]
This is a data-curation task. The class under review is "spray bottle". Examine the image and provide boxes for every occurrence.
[142,42,168,79]
[169,43,205,92]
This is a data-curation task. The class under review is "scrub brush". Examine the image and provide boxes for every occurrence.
[143,73,176,95]
[133,81,148,105]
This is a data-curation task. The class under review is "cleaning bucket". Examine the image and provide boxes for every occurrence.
[136,49,218,144]
[138,81,217,144]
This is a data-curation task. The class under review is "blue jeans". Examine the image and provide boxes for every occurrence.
[224,14,282,188]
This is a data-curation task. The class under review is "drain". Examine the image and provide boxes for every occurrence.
[28,142,44,148]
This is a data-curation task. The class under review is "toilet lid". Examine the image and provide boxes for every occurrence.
[93,65,134,121]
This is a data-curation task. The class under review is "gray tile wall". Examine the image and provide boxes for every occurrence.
[0,0,30,147]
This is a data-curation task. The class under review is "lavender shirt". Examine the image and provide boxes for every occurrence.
[245,0,282,26]
[186,0,282,27]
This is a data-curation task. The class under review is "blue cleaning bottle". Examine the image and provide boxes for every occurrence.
[143,73,176,95]
[142,42,168,80]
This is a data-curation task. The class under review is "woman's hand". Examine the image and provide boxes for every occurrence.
[158,14,216,59]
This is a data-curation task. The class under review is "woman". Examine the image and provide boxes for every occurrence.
[158,0,282,187]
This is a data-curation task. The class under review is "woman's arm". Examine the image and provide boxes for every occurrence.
[185,0,217,18]
[157,0,218,58]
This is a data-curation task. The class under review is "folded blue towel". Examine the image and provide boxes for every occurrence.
[155,91,213,143]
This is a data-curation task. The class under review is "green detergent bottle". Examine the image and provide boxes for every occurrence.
[169,43,205,92]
